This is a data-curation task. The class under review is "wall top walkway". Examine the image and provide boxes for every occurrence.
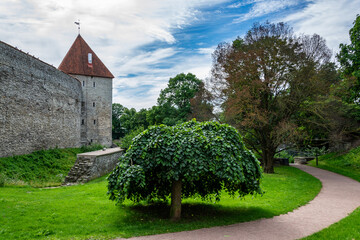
[78,147,122,157]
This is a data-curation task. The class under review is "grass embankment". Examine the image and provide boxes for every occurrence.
[0,166,321,240]
[0,145,103,187]
[304,146,360,240]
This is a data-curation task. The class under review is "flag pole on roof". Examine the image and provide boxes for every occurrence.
[74,20,80,35]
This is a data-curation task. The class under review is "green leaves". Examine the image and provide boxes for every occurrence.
[107,120,262,204]
[337,14,360,104]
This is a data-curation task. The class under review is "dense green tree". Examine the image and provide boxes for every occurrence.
[107,120,262,221]
[337,14,360,104]
[211,22,334,173]
[157,73,203,125]
[112,104,150,139]
[112,103,126,139]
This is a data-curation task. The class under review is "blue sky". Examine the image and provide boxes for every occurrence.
[1,0,359,110]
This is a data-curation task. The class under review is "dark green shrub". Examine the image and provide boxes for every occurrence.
[0,173,5,187]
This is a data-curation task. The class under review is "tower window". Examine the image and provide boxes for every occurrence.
[81,101,85,107]
[88,53,92,64]
[82,81,85,86]
[81,119,84,125]
[93,102,95,107]
[93,82,96,87]
[94,120,96,125]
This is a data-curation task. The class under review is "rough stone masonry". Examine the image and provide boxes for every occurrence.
[0,41,82,157]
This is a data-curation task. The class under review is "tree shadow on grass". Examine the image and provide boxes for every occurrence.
[121,201,274,225]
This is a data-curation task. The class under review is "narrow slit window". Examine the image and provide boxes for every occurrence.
[93,102,95,107]
[88,53,92,64]
[82,81,85,86]
[93,82,95,87]
[94,120,96,125]
[81,119,84,125]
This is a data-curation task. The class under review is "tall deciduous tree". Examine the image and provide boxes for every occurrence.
[107,120,262,221]
[157,73,202,125]
[337,14,360,104]
[211,22,333,173]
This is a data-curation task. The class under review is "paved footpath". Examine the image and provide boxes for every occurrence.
[117,165,360,240]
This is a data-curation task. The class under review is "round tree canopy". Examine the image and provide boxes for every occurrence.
[107,120,262,204]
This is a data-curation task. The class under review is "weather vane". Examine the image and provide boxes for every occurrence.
[74,20,80,34]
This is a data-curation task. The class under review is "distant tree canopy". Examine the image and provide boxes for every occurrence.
[211,22,336,173]
[112,73,214,140]
[112,103,149,139]
[107,120,262,221]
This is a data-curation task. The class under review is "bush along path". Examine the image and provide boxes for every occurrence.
[116,165,360,240]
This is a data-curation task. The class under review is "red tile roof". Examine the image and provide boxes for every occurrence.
[58,34,114,78]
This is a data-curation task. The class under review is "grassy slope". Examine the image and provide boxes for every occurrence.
[0,145,103,187]
[304,146,360,240]
[0,166,321,240]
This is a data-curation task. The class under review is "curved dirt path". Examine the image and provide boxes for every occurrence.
[117,165,360,240]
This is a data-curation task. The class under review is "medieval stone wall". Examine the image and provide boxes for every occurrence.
[0,41,82,157]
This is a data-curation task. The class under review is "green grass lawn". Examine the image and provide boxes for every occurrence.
[304,146,360,240]
[0,145,103,187]
[0,166,321,240]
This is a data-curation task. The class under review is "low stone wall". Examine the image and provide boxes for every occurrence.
[64,147,123,184]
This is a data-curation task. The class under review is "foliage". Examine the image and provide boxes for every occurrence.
[0,167,320,239]
[0,173,5,187]
[112,103,150,139]
[306,146,327,157]
[0,145,103,187]
[274,150,294,163]
[337,14,360,104]
[119,126,145,151]
[108,120,262,219]
[210,21,335,173]
[156,73,203,125]
[112,103,126,139]
[188,81,215,122]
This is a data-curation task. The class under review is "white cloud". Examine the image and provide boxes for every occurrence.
[283,0,359,54]
[234,0,300,23]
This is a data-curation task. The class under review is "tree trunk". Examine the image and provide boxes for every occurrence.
[170,179,182,221]
[262,148,275,173]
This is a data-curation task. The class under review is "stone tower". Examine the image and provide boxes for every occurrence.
[58,34,114,147]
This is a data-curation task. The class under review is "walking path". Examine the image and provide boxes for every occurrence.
[117,165,360,240]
